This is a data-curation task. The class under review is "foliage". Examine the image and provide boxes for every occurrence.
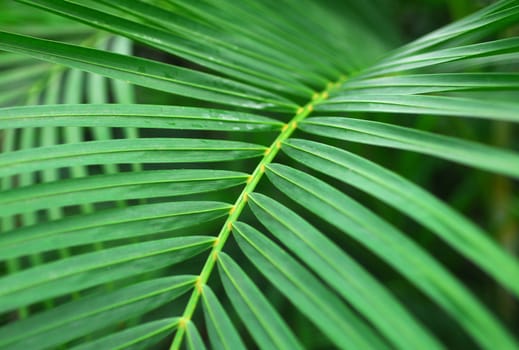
[0,0,518,349]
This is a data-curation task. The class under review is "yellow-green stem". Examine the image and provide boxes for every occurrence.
[169,75,347,349]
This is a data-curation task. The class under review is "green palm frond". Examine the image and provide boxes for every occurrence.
[0,0,518,349]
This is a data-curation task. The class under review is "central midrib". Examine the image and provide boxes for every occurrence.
[169,75,347,350]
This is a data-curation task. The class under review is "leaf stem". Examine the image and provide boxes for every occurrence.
[169,75,347,349]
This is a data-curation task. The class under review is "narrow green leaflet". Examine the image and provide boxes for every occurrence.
[0,32,298,111]
[300,117,519,178]
[185,321,207,350]
[168,1,342,78]
[201,285,247,350]
[266,163,519,350]
[217,253,304,350]
[341,73,519,90]
[0,276,195,350]
[0,170,246,217]
[385,0,519,59]
[71,318,180,350]
[282,139,519,298]
[316,94,519,122]
[96,0,327,86]
[0,201,229,259]
[335,73,519,96]
[1,12,92,39]
[329,86,476,96]
[363,37,519,77]
[0,104,283,131]
[232,222,390,350]
[200,1,341,69]
[137,0,330,84]
[248,193,442,350]
[0,138,266,178]
[19,0,314,97]
[0,236,214,312]
[440,51,519,71]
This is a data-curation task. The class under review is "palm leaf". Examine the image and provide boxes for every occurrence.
[0,276,195,349]
[1,0,518,349]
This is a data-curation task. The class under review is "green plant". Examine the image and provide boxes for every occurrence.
[0,0,518,349]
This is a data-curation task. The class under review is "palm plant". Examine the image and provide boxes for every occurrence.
[0,0,518,348]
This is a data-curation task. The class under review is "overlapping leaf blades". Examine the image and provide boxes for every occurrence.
[1,0,519,349]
